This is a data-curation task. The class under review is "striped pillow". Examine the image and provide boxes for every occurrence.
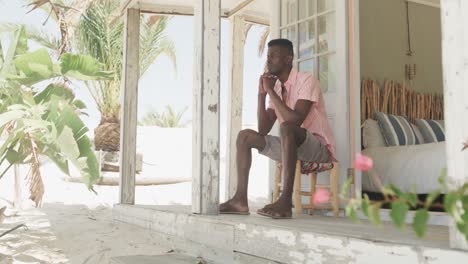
[415,119,445,143]
[375,112,420,146]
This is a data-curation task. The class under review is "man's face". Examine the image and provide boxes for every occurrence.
[267,46,292,75]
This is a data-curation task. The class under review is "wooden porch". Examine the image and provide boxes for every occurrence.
[112,204,468,263]
[115,0,468,261]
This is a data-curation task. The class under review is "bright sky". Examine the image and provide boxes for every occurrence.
[0,1,268,131]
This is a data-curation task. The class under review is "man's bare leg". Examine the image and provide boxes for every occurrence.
[219,129,266,213]
[258,122,306,218]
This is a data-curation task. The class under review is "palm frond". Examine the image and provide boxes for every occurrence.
[73,0,175,120]
[138,105,189,127]
[26,28,60,51]
[139,15,177,76]
[26,134,44,207]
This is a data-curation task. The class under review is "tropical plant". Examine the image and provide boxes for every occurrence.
[342,147,468,241]
[24,0,177,152]
[23,0,95,56]
[0,25,111,206]
[138,105,189,128]
[74,0,177,151]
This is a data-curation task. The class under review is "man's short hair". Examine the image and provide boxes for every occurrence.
[268,38,294,57]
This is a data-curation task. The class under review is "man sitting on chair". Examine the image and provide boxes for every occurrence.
[219,38,337,219]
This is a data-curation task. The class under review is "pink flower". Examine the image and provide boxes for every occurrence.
[313,188,330,205]
[354,153,374,171]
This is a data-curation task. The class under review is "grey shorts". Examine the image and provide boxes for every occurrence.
[259,130,331,163]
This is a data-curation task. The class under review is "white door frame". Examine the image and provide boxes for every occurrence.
[270,0,355,204]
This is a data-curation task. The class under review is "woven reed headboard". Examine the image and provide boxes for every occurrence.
[361,79,444,124]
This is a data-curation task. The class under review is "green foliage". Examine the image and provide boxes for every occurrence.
[138,105,189,128]
[344,157,468,241]
[74,0,177,120]
[413,209,429,237]
[0,25,110,197]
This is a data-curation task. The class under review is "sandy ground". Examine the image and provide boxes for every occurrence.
[0,204,172,264]
[0,127,270,264]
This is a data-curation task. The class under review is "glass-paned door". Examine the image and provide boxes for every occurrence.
[279,0,351,206]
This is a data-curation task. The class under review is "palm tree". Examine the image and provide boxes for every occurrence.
[138,105,189,128]
[75,0,177,151]
[25,0,177,152]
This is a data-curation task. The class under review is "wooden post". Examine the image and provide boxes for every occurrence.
[226,15,245,200]
[267,0,280,203]
[192,0,221,215]
[13,164,21,210]
[349,0,361,200]
[119,7,140,205]
[440,0,468,250]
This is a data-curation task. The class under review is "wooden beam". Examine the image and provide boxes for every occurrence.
[440,0,468,250]
[114,1,270,26]
[225,0,256,18]
[139,4,194,16]
[226,15,245,200]
[192,0,221,215]
[119,8,140,205]
[407,0,440,9]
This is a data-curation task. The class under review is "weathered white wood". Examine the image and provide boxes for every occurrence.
[225,0,255,17]
[13,164,21,210]
[138,4,194,16]
[407,0,440,9]
[119,7,140,205]
[192,0,221,215]
[111,254,203,264]
[267,0,280,202]
[226,15,245,200]
[440,0,468,250]
[349,0,361,199]
[114,204,468,263]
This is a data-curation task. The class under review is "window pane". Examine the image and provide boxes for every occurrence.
[281,26,297,58]
[318,0,335,13]
[318,12,335,53]
[281,0,298,26]
[298,19,315,58]
[299,59,316,75]
[318,54,336,93]
[299,0,316,20]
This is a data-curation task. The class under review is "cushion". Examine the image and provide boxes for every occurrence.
[375,112,420,146]
[362,119,386,148]
[415,119,445,143]
[412,124,425,144]
[301,161,334,174]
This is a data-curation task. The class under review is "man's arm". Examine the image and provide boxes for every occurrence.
[262,75,312,126]
[258,95,277,135]
[257,76,277,135]
[268,92,312,126]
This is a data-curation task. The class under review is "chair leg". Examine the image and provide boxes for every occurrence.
[308,172,317,215]
[293,160,302,216]
[351,168,356,199]
[330,162,340,217]
[273,162,282,202]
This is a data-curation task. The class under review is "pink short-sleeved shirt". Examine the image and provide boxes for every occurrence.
[267,68,337,161]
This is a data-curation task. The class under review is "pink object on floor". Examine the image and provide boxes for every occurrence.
[354,153,374,172]
[312,188,330,205]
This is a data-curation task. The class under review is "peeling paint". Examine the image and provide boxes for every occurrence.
[208,103,218,113]
[316,236,344,249]
[263,229,296,246]
[289,251,305,262]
